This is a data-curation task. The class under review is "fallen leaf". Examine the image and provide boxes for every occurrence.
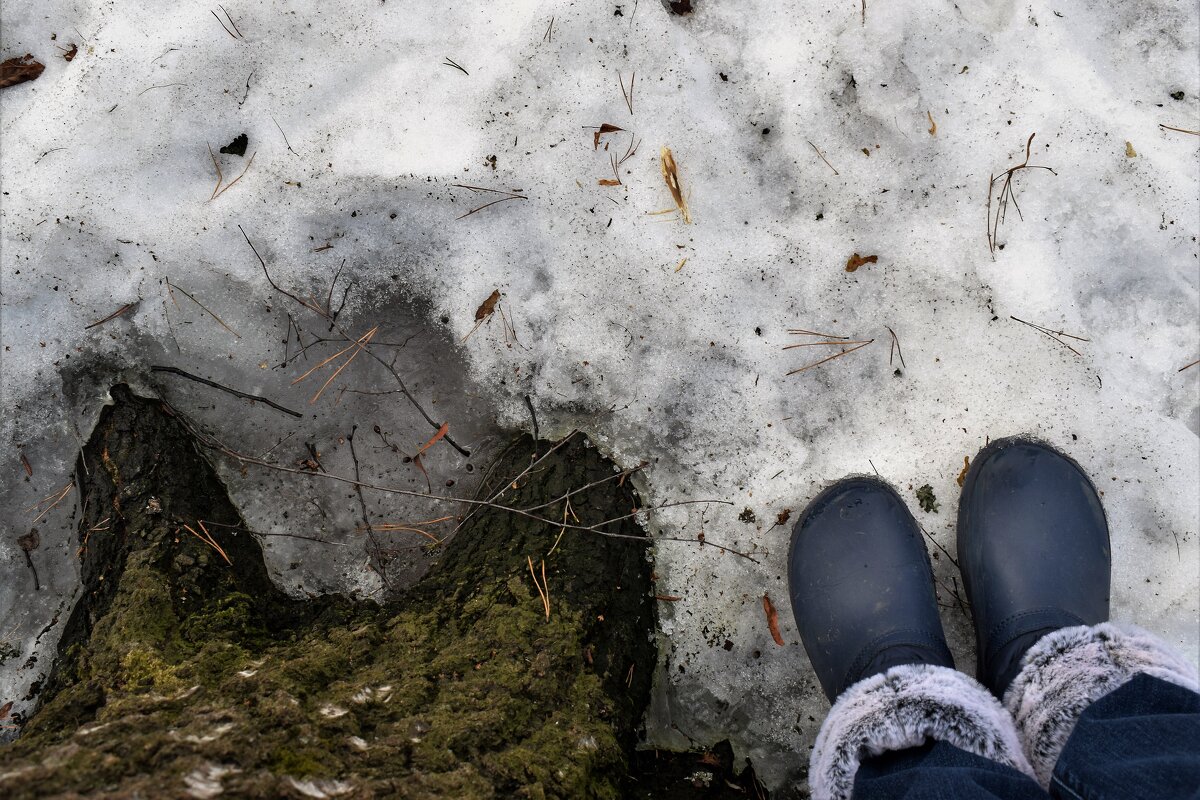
[659,147,691,224]
[475,289,501,321]
[927,110,937,137]
[0,54,45,89]
[593,123,624,150]
[956,455,970,487]
[0,700,12,720]
[220,133,249,157]
[1125,141,1137,158]
[62,43,78,62]
[775,508,791,526]
[845,253,878,272]
[598,178,621,186]
[17,529,39,553]
[763,593,785,646]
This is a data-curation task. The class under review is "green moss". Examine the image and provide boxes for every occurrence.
[270,747,334,777]
[119,648,183,693]
[916,484,940,513]
[3,411,654,799]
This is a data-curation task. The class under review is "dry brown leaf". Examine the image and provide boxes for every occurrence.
[62,44,78,62]
[0,54,45,89]
[0,700,12,720]
[956,455,970,487]
[763,593,785,646]
[598,178,621,186]
[927,110,937,136]
[593,123,624,150]
[776,508,792,526]
[845,253,878,273]
[475,289,501,321]
[659,147,692,224]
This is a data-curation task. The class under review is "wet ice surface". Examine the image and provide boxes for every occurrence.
[2,0,1198,792]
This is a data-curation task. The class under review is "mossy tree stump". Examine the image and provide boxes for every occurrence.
[1,385,656,799]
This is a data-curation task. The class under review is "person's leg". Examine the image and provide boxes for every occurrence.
[1005,626,1199,798]
[958,437,1200,797]
[855,741,1047,799]
[789,478,1039,800]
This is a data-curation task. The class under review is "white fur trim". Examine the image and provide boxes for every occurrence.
[809,664,1034,800]
[1004,623,1200,786]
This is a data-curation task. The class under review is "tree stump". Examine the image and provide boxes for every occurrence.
[1,385,656,799]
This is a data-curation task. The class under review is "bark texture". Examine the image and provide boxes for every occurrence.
[1,385,656,799]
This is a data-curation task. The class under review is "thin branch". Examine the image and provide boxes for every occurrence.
[808,141,839,175]
[451,184,529,220]
[787,328,849,339]
[240,228,470,455]
[85,302,138,329]
[273,115,299,155]
[786,340,874,375]
[168,403,755,560]
[217,4,242,36]
[211,150,257,200]
[885,325,906,368]
[1009,316,1088,357]
[138,82,187,96]
[165,277,240,338]
[987,133,1057,257]
[617,71,635,115]
[151,365,302,417]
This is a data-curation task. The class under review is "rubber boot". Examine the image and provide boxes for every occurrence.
[788,477,953,702]
[957,437,1111,698]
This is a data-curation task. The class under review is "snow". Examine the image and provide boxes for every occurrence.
[2,0,1198,792]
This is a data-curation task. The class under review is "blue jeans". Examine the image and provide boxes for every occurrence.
[853,674,1200,799]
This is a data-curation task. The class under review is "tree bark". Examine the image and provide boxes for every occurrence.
[1,385,656,799]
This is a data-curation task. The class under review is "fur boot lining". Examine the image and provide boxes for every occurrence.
[809,664,1034,800]
[1004,622,1200,786]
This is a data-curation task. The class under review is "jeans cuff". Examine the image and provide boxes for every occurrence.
[1003,623,1200,787]
[809,663,1034,800]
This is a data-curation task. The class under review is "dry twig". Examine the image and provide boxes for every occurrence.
[785,329,874,375]
[151,365,301,417]
[617,71,635,115]
[452,184,528,220]
[165,277,240,337]
[808,141,839,176]
[182,521,232,565]
[85,302,138,329]
[986,133,1057,257]
[1009,315,1089,357]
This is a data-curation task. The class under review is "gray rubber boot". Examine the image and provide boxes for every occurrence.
[788,477,953,702]
[957,437,1111,698]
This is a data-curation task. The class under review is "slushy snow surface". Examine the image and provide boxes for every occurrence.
[2,0,1198,793]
